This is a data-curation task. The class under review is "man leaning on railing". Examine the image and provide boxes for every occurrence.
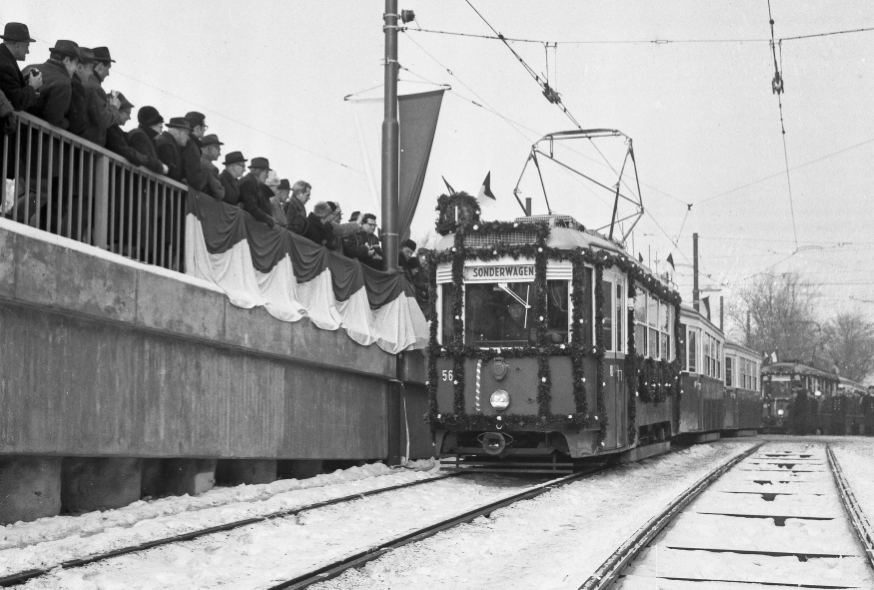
[155,117,191,182]
[1,23,43,178]
[81,47,122,147]
[128,106,168,175]
[22,39,79,130]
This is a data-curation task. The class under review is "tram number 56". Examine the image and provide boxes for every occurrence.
[441,370,454,382]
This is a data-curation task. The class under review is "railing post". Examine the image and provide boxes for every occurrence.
[93,153,110,249]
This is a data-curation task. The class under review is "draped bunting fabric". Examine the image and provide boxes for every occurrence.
[398,89,444,242]
[185,191,428,353]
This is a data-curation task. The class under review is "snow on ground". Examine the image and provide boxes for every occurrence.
[827,436,874,523]
[19,468,538,589]
[315,440,759,590]
[0,459,437,578]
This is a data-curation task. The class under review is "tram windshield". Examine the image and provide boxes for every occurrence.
[464,280,568,347]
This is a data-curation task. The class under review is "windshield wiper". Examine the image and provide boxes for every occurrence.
[498,282,531,309]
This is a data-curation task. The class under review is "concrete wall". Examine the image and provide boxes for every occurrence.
[0,221,396,460]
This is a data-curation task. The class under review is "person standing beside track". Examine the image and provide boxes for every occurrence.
[789,381,811,436]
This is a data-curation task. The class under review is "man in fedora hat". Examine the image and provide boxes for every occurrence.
[182,111,207,192]
[220,151,246,207]
[81,46,121,147]
[155,117,191,182]
[238,157,276,228]
[68,47,94,136]
[127,106,167,175]
[199,134,225,201]
[23,40,80,130]
[105,92,149,167]
[0,23,42,113]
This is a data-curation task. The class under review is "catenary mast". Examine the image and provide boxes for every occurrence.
[382,1,400,272]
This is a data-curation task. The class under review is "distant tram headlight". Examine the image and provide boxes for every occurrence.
[490,389,510,411]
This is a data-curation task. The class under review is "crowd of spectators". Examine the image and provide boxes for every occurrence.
[0,22,428,296]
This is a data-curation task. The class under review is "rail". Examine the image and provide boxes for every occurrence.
[826,445,874,569]
[1,111,188,271]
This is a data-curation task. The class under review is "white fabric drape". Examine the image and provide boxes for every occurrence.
[185,214,428,353]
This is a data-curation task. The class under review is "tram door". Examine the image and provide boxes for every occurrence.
[602,276,628,449]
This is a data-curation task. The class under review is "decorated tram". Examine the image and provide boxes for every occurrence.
[426,201,682,467]
[761,361,839,433]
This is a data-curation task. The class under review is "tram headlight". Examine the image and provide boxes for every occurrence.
[777,409,784,416]
[490,389,510,411]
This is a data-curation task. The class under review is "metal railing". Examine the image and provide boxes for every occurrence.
[2,111,188,271]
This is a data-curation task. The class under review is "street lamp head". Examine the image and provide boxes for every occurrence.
[400,9,416,23]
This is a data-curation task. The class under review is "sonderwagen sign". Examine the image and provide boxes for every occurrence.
[464,265,536,280]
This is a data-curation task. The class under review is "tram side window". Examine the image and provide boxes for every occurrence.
[753,362,759,391]
[582,268,594,347]
[659,302,670,361]
[677,322,686,368]
[615,281,624,353]
[601,279,613,351]
[634,288,647,354]
[648,294,658,359]
[546,280,569,344]
[441,284,454,344]
[688,329,698,373]
[725,356,733,387]
[716,341,721,379]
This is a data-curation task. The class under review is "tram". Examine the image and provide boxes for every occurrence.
[761,361,839,433]
[428,208,683,467]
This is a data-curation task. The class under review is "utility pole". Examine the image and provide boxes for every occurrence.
[693,232,700,312]
[382,0,400,272]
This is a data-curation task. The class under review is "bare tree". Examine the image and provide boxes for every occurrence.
[822,312,874,383]
[727,271,820,362]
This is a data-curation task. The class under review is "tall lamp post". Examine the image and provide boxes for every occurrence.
[381,3,415,273]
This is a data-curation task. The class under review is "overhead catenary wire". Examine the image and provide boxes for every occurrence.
[463,0,582,129]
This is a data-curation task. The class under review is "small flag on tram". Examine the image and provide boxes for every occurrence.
[442,176,456,195]
[638,253,644,263]
[667,253,675,270]
[771,350,778,363]
[477,172,496,201]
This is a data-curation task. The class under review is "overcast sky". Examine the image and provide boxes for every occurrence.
[7,0,874,332]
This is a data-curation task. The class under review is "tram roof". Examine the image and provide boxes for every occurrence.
[762,361,840,381]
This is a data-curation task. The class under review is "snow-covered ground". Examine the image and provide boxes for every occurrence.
[6,436,873,590]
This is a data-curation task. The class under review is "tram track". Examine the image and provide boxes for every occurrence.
[581,442,874,589]
[0,470,465,588]
[267,463,610,590]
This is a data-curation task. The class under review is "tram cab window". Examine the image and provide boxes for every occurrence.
[441,284,454,344]
[601,280,613,351]
[687,328,699,373]
[463,282,535,347]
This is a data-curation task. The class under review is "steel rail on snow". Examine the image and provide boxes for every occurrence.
[577,442,765,590]
[0,470,466,588]
[266,464,611,590]
[826,445,874,569]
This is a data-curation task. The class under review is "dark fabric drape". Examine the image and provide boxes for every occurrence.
[398,89,444,242]
[188,190,412,309]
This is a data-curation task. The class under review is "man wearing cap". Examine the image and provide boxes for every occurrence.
[284,180,311,235]
[81,46,121,147]
[105,92,148,167]
[199,134,225,200]
[0,23,42,114]
[182,111,207,192]
[220,151,246,207]
[237,157,276,228]
[155,117,191,182]
[270,179,291,227]
[22,40,79,130]
[127,106,168,175]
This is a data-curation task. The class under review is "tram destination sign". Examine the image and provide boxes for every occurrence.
[464,265,536,281]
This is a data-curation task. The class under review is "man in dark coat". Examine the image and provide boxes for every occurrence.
[220,151,246,206]
[0,23,42,178]
[105,92,149,167]
[237,156,275,228]
[67,47,94,136]
[0,23,41,113]
[155,117,191,182]
[181,111,206,191]
[23,40,79,130]
[303,201,336,248]
[283,180,311,235]
[199,134,225,200]
[81,46,121,147]
[127,106,167,175]
[343,213,383,269]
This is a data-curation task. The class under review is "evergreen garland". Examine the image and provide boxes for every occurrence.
[435,192,481,236]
